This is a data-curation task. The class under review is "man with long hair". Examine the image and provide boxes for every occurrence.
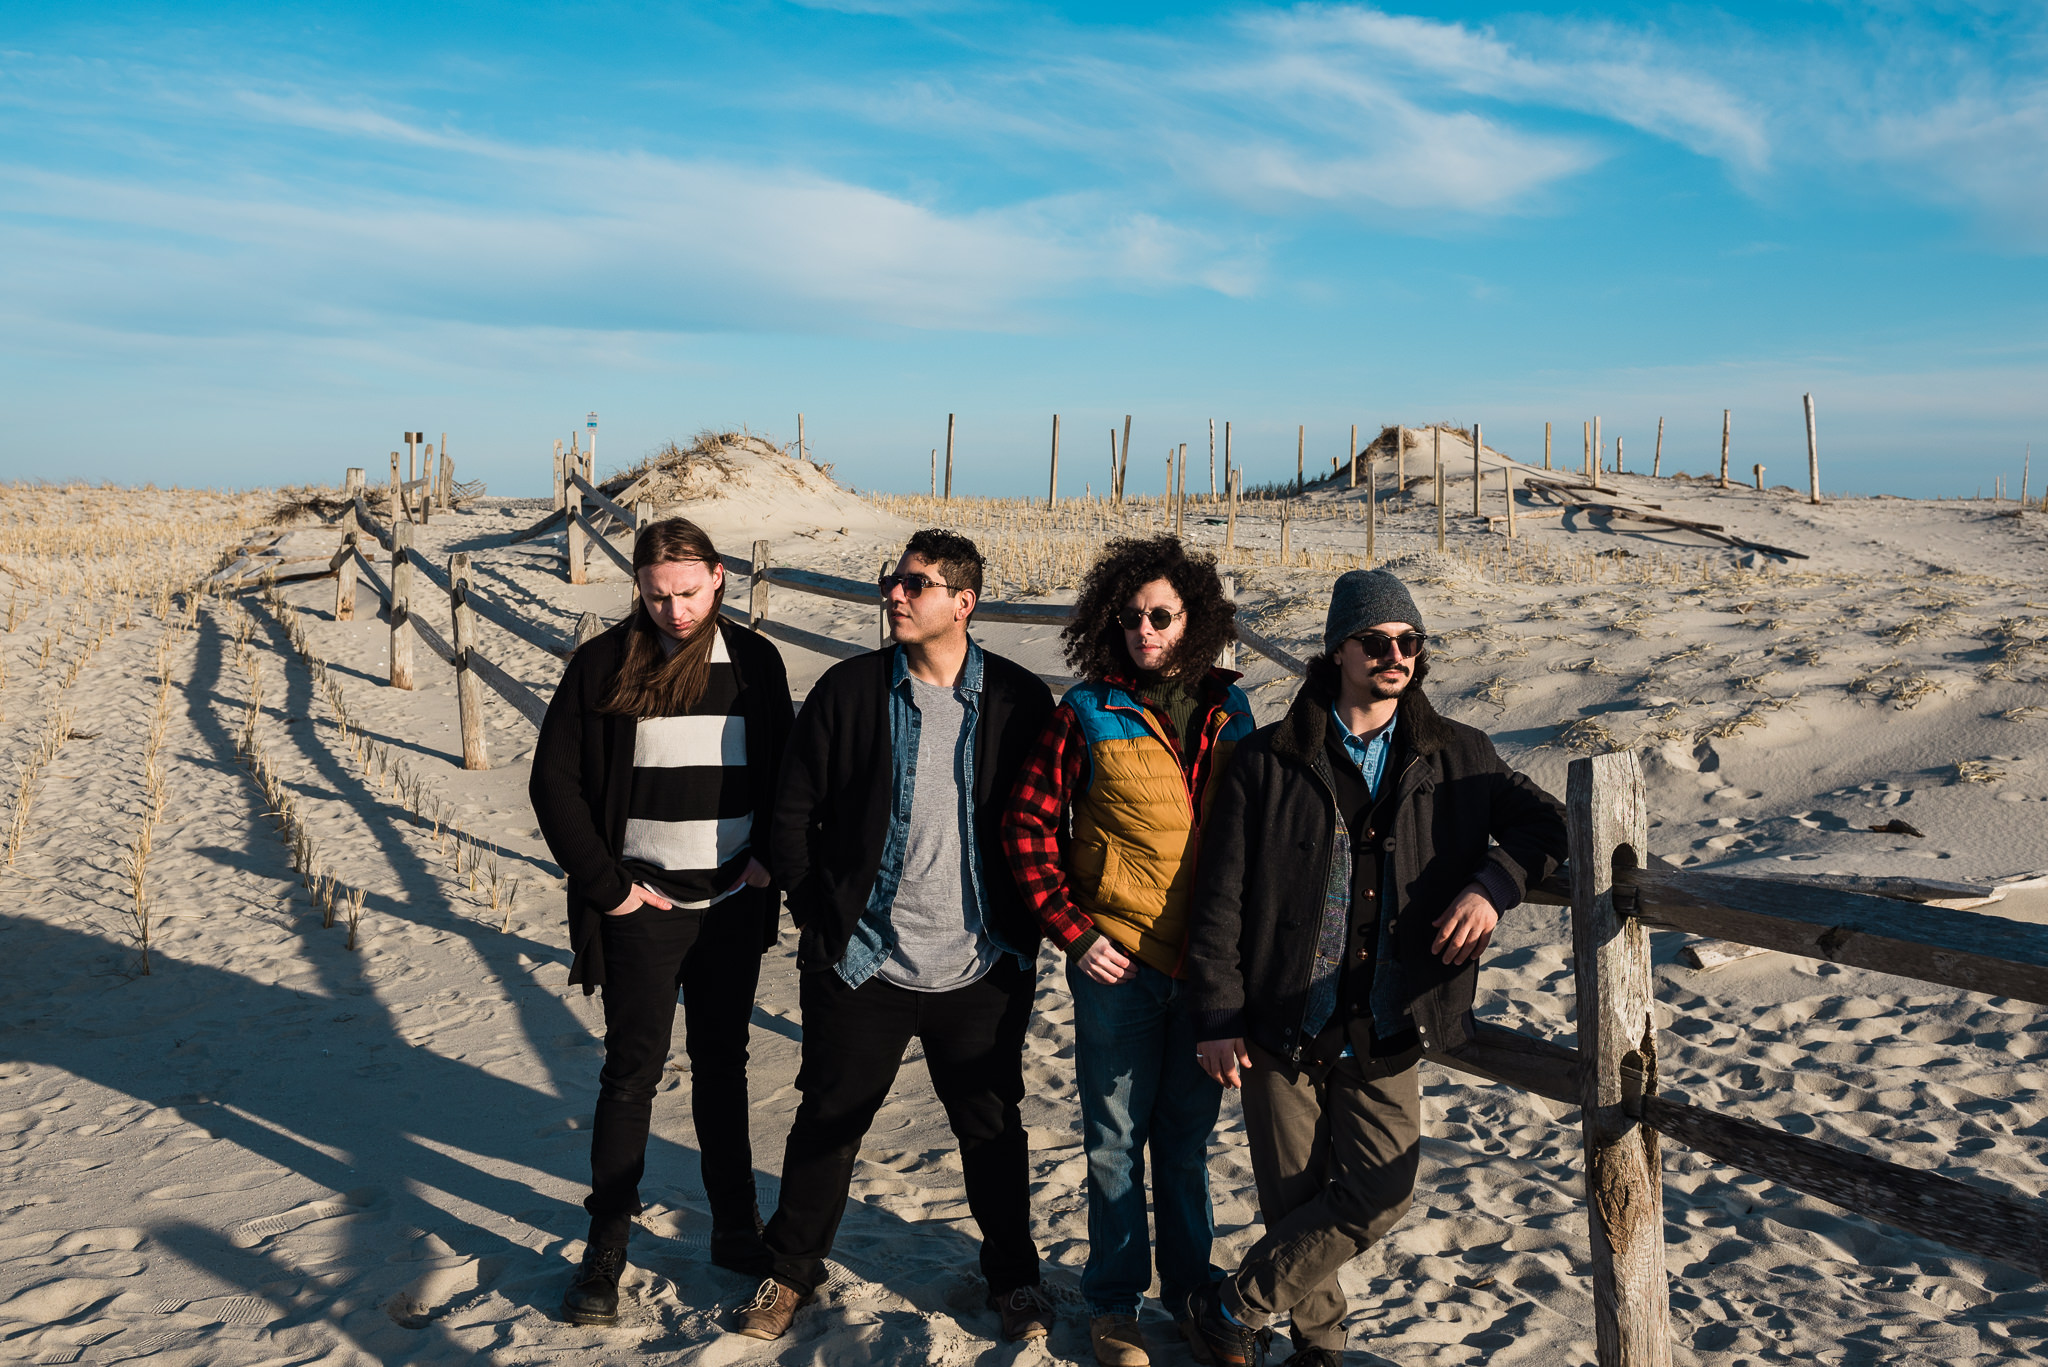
[1182,568,1566,1366]
[530,518,793,1327]
[740,529,1057,1344]
[1002,536,1252,1367]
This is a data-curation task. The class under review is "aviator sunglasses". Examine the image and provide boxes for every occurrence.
[1117,606,1186,632]
[877,571,954,597]
[1351,629,1426,660]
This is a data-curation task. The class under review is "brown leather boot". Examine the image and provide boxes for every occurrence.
[989,1284,1055,1341]
[734,1278,808,1340]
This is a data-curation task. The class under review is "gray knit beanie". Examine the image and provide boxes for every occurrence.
[1324,568,1426,655]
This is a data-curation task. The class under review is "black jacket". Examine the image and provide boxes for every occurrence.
[770,643,1054,975]
[1185,679,1567,1069]
[529,615,794,993]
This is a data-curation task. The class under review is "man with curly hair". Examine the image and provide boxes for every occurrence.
[1181,568,1566,1367]
[1003,535,1254,1367]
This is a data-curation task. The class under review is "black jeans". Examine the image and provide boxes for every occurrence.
[585,886,766,1249]
[763,956,1040,1298]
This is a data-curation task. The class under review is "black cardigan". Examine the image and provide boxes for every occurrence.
[1184,681,1567,1068]
[530,615,794,993]
[769,643,1054,975]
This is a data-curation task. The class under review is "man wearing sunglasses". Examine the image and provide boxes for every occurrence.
[1181,568,1566,1366]
[745,529,1056,1344]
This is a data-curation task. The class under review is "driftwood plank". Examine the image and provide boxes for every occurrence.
[1626,868,2048,1006]
[1639,1093,2048,1279]
[1233,621,1308,677]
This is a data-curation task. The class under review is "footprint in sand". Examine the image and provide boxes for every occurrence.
[227,1185,384,1248]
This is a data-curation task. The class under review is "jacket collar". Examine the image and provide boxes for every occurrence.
[1098,665,1243,705]
[1272,673,1451,765]
[889,635,985,694]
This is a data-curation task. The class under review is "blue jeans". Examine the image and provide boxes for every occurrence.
[1068,957,1225,1318]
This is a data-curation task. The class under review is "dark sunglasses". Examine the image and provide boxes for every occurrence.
[1351,630,1425,660]
[878,571,953,598]
[1117,606,1186,632]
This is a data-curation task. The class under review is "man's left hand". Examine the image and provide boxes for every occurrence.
[1430,883,1499,965]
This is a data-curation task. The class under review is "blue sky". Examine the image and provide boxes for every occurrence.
[4,1,2045,498]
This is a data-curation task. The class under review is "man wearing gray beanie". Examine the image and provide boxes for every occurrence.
[1181,567,1566,1366]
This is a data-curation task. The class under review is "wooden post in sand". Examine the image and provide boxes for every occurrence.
[1804,393,1821,504]
[1719,410,1732,488]
[1209,420,1217,497]
[1616,436,1624,476]
[1349,423,1358,489]
[1279,505,1291,565]
[1048,414,1060,508]
[345,467,366,497]
[565,464,587,586]
[1505,463,1517,538]
[797,412,806,463]
[931,450,937,497]
[1753,463,1766,491]
[574,612,604,647]
[335,530,358,621]
[1296,425,1304,491]
[1653,417,1664,478]
[1434,428,1446,552]
[1567,751,1671,1367]
[1175,443,1187,539]
[389,521,415,690]
[1544,422,1552,471]
[944,413,956,500]
[1366,457,1377,562]
[750,541,771,628]
[449,552,488,771]
[1225,469,1239,557]
[390,451,404,521]
[1593,416,1603,491]
[1397,427,1406,492]
[419,445,433,526]
[1219,574,1238,669]
[553,441,565,510]
[1223,421,1232,497]
[439,432,450,508]
[1118,414,1133,504]
[1471,422,1483,516]
[878,556,893,648]
[1583,421,1592,480]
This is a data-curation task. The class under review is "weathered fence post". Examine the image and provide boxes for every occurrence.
[1505,463,1517,539]
[1617,436,1625,476]
[389,521,415,690]
[1472,421,1484,517]
[1568,751,1671,1367]
[750,540,771,628]
[1349,423,1358,489]
[1209,419,1217,497]
[1175,442,1187,540]
[1222,419,1232,497]
[1048,414,1060,508]
[419,444,433,526]
[574,612,604,647]
[1753,463,1766,491]
[1544,422,1552,472]
[565,465,587,586]
[1219,574,1238,670]
[1296,424,1304,491]
[553,440,565,510]
[878,555,893,648]
[1719,410,1732,489]
[1366,457,1377,563]
[944,412,956,500]
[449,552,488,771]
[345,467,366,497]
[1804,393,1821,505]
[1653,417,1664,478]
[1225,468,1239,557]
[390,450,405,523]
[1593,415,1603,491]
[335,530,358,622]
[1434,428,1446,552]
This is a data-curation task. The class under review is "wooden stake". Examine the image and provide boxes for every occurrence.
[1720,409,1732,489]
[440,431,450,508]
[1366,457,1377,563]
[389,521,415,690]
[1219,574,1237,669]
[1506,463,1516,539]
[419,445,432,525]
[1048,414,1061,508]
[1223,420,1232,494]
[1434,427,1446,551]
[1593,415,1602,492]
[1472,422,1483,517]
[553,440,565,510]
[878,556,893,648]
[1397,426,1406,491]
[1296,424,1304,491]
[1118,414,1132,503]
[335,530,358,622]
[1349,423,1358,489]
[345,467,365,496]
[1279,505,1291,563]
[1583,421,1592,480]
[1616,436,1624,476]
[1567,751,1671,1367]
[1209,419,1217,496]
[1653,417,1664,478]
[1175,442,1187,539]
[944,413,956,500]
[390,450,404,521]
[565,464,586,586]
[1225,468,1239,556]
[1803,393,1820,505]
[930,449,937,497]
[1544,422,1552,471]
[797,411,806,463]
[750,540,771,627]
[449,552,488,771]
[1754,462,1766,491]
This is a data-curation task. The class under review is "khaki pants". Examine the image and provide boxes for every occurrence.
[1223,1042,1422,1350]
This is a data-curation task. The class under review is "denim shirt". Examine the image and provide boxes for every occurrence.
[839,640,1019,986]
[1328,704,1395,800]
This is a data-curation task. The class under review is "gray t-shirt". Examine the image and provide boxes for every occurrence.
[877,674,996,992]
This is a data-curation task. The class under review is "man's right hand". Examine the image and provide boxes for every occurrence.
[605,883,674,917]
[1077,937,1140,985]
[1196,1038,1252,1089]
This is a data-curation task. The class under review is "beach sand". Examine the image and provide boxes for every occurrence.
[3,446,2046,1364]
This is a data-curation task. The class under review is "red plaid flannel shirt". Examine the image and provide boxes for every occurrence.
[1001,671,1238,959]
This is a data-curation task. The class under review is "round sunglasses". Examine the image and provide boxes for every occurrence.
[1118,606,1186,632]
[1351,630,1426,660]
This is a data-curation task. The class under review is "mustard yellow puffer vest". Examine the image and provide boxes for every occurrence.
[1064,676,1254,976]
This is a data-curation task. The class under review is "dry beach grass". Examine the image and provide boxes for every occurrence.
[1,452,2046,1364]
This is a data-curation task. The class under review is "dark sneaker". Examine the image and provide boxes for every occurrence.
[1183,1284,1262,1367]
[1279,1348,1340,1367]
[989,1283,1055,1341]
[561,1245,626,1326]
[735,1278,808,1340]
[709,1217,773,1278]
